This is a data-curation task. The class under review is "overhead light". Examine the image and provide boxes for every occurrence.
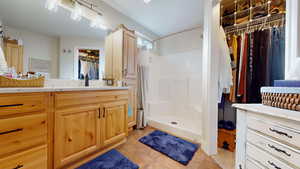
[71,2,82,21]
[90,16,107,30]
[144,0,152,4]
[45,0,59,12]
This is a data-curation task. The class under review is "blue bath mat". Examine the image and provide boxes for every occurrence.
[139,130,199,165]
[77,149,139,169]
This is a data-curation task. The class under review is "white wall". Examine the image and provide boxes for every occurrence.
[59,36,105,80]
[5,26,59,78]
[158,28,202,56]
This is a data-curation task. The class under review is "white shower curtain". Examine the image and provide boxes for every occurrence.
[137,65,147,129]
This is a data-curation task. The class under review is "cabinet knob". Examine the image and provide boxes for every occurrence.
[267,161,281,169]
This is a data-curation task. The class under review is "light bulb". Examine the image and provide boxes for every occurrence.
[45,0,59,12]
[71,2,82,21]
[144,0,151,4]
[90,16,107,30]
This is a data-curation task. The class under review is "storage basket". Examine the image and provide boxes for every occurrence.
[261,87,300,111]
[0,76,45,87]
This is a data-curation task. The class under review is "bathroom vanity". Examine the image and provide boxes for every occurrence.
[0,87,129,169]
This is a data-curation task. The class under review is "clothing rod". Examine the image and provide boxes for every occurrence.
[224,14,285,34]
[225,19,285,34]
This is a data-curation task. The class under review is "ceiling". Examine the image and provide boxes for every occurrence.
[0,0,107,39]
[101,0,203,37]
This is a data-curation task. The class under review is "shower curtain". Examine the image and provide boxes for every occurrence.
[137,65,147,129]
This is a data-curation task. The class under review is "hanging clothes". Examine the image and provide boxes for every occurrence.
[238,33,249,103]
[217,27,233,103]
[268,27,285,86]
[225,26,285,103]
[229,35,238,102]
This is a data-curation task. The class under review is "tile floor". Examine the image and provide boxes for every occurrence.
[116,127,222,169]
[212,148,235,169]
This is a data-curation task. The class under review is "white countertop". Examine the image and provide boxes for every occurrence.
[233,104,300,122]
[0,86,129,93]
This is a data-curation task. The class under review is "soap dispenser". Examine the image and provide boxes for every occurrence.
[85,74,89,87]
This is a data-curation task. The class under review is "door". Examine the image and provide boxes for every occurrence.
[101,101,128,147]
[54,105,101,168]
[123,30,137,80]
[4,42,23,73]
[104,34,114,80]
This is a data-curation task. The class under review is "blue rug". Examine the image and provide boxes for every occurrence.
[139,130,199,165]
[77,149,139,169]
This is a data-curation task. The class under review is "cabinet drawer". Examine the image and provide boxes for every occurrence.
[0,146,47,169]
[55,90,128,109]
[0,94,46,116]
[247,129,300,167]
[246,157,265,169]
[248,116,300,149]
[0,113,47,157]
[247,143,294,169]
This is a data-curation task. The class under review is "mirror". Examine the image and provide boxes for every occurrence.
[0,0,107,80]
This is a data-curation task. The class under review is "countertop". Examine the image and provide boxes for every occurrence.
[0,86,129,93]
[233,104,300,122]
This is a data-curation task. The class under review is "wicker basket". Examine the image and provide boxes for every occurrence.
[0,76,45,87]
[261,88,300,111]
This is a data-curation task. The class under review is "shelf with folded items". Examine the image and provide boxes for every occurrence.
[221,0,286,33]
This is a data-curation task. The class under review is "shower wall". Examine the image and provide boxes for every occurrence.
[146,28,203,141]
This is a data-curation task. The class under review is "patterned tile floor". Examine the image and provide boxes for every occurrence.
[116,127,222,169]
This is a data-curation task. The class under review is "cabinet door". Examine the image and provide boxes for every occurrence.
[112,29,124,81]
[104,34,113,80]
[54,105,101,168]
[4,42,23,73]
[123,31,137,79]
[102,101,127,147]
[127,82,137,128]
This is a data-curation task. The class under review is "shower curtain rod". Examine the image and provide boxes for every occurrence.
[154,26,203,42]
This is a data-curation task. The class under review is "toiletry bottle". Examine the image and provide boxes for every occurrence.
[85,74,89,87]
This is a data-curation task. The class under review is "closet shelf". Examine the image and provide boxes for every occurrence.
[225,13,285,34]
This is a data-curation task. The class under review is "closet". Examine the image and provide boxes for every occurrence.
[104,24,138,129]
[218,0,286,152]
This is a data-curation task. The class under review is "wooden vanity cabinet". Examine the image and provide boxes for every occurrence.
[0,89,128,169]
[54,90,128,169]
[0,93,49,169]
[101,101,128,147]
[54,105,102,168]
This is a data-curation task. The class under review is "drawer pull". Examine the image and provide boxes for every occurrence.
[268,144,291,157]
[13,164,23,169]
[0,128,23,135]
[267,161,281,169]
[0,104,23,108]
[269,128,293,139]
[98,108,101,119]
